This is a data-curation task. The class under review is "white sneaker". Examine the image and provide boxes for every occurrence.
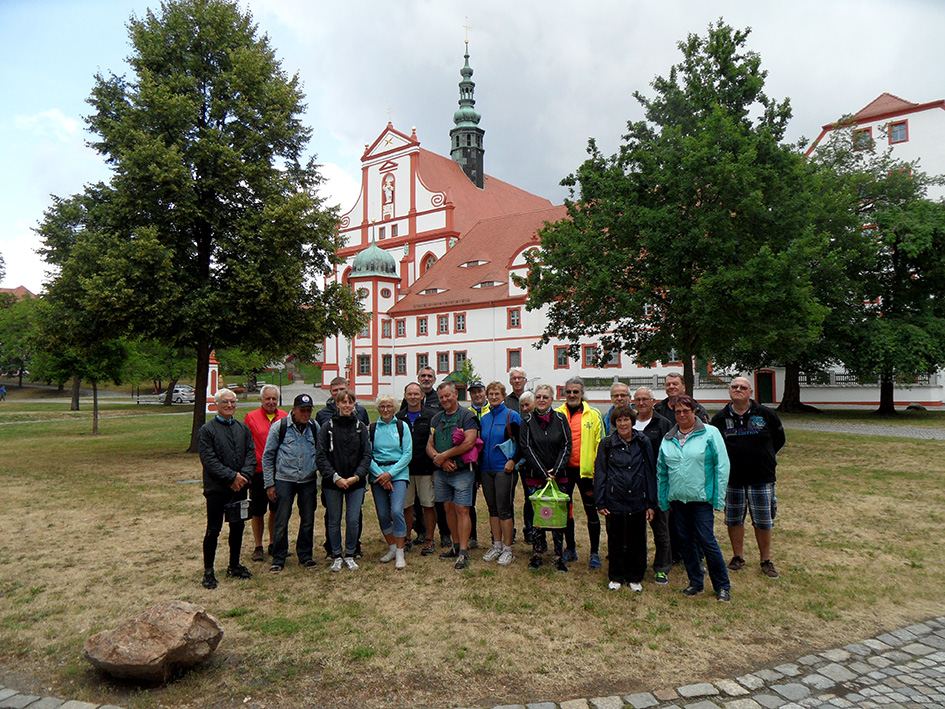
[482,544,502,562]
[379,547,397,563]
[608,581,621,591]
[330,557,343,572]
[344,557,359,570]
[629,582,643,592]
[395,549,406,570]
[497,548,514,566]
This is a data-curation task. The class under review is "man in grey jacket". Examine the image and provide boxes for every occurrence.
[263,393,319,573]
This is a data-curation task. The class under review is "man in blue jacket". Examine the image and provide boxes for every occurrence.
[263,393,319,574]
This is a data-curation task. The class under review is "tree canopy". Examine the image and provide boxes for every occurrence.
[522,21,827,393]
[37,0,363,448]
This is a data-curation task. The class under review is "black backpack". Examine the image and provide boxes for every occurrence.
[370,418,405,446]
[276,416,317,446]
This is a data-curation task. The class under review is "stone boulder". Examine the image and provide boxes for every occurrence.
[83,600,223,682]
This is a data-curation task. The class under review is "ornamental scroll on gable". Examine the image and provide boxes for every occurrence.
[382,173,395,221]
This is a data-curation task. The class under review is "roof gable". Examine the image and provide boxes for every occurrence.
[853,93,918,122]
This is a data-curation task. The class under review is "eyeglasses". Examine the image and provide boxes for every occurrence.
[565,390,582,395]
[675,408,694,415]
[219,399,237,406]
[634,397,652,402]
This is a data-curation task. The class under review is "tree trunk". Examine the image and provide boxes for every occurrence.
[682,353,695,395]
[17,368,23,388]
[876,374,897,415]
[57,382,64,394]
[70,377,81,411]
[188,340,212,453]
[777,362,822,414]
[162,376,180,406]
[92,381,99,435]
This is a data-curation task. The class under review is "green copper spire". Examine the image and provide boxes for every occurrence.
[450,40,485,188]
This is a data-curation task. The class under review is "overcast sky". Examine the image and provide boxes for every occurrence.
[2,0,944,293]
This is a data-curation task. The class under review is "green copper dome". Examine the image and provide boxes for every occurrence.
[351,239,397,278]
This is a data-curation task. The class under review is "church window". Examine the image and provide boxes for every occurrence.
[391,224,398,238]
[395,355,407,375]
[508,308,521,329]
[889,120,908,144]
[380,288,392,298]
[379,227,386,240]
[357,355,371,375]
[382,355,392,376]
[423,254,437,272]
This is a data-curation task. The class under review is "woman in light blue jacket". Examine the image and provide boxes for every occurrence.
[369,394,413,569]
[656,395,732,602]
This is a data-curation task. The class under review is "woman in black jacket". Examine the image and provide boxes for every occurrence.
[518,384,572,572]
[316,389,372,571]
[594,405,657,592]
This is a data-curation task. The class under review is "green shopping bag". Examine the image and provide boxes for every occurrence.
[529,478,570,529]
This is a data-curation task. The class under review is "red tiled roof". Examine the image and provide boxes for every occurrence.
[0,286,36,301]
[852,93,917,122]
[389,205,568,314]
[415,148,553,236]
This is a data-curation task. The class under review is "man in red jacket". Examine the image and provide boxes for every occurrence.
[244,384,288,562]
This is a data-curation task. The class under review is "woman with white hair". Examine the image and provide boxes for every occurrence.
[368,394,413,569]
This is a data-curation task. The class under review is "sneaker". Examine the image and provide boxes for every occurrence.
[468,538,479,550]
[439,546,459,559]
[226,564,252,580]
[628,582,643,592]
[654,572,669,585]
[330,557,343,572]
[395,551,406,570]
[562,548,578,563]
[302,559,318,569]
[528,554,543,570]
[440,534,453,549]
[421,540,437,556]
[717,588,732,603]
[607,581,621,591]
[379,548,397,564]
[728,555,746,571]
[681,584,704,597]
[761,560,779,578]
[589,552,602,569]
[269,564,283,574]
[202,570,218,589]
[482,545,503,562]
[454,552,469,570]
[554,557,569,573]
[497,548,514,566]
[252,546,265,562]
[344,557,359,570]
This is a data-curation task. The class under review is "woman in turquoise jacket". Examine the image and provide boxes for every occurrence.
[369,394,413,569]
[656,395,732,602]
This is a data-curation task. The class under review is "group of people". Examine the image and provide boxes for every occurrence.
[198,368,785,604]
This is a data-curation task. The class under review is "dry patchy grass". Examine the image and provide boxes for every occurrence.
[0,413,943,708]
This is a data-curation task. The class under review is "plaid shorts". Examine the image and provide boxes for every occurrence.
[725,483,777,530]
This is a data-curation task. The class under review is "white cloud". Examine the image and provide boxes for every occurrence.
[13,108,82,143]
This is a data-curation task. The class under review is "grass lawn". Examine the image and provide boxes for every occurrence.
[0,406,943,708]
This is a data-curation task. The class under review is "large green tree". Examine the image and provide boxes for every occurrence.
[809,125,945,414]
[0,294,38,387]
[38,0,362,450]
[522,22,826,393]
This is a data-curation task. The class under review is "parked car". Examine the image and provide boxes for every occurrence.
[156,384,195,404]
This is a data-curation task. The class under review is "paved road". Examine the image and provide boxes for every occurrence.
[782,420,945,441]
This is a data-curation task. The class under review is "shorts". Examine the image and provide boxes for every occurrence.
[249,473,274,517]
[433,469,475,507]
[405,475,436,508]
[725,483,777,530]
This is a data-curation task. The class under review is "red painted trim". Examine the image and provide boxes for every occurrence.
[381,319,392,339]
[416,316,428,337]
[507,348,522,371]
[754,369,778,405]
[507,307,522,329]
[395,319,407,338]
[453,350,467,371]
[437,313,450,335]
[854,127,873,150]
[582,344,597,368]
[453,311,467,333]
[416,353,429,372]
[395,354,407,375]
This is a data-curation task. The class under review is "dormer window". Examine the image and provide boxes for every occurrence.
[420,287,445,295]
[472,281,503,289]
[460,260,488,268]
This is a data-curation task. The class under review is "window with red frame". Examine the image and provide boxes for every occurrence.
[555,346,569,369]
[417,317,428,336]
[889,121,908,144]
[454,313,466,332]
[437,352,449,373]
[438,315,449,334]
[507,348,521,370]
[508,308,521,329]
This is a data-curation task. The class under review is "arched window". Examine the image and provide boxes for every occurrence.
[423,254,437,272]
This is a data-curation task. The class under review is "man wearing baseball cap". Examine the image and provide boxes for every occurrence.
[262,393,320,573]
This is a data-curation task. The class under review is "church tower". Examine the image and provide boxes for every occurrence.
[449,41,485,188]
